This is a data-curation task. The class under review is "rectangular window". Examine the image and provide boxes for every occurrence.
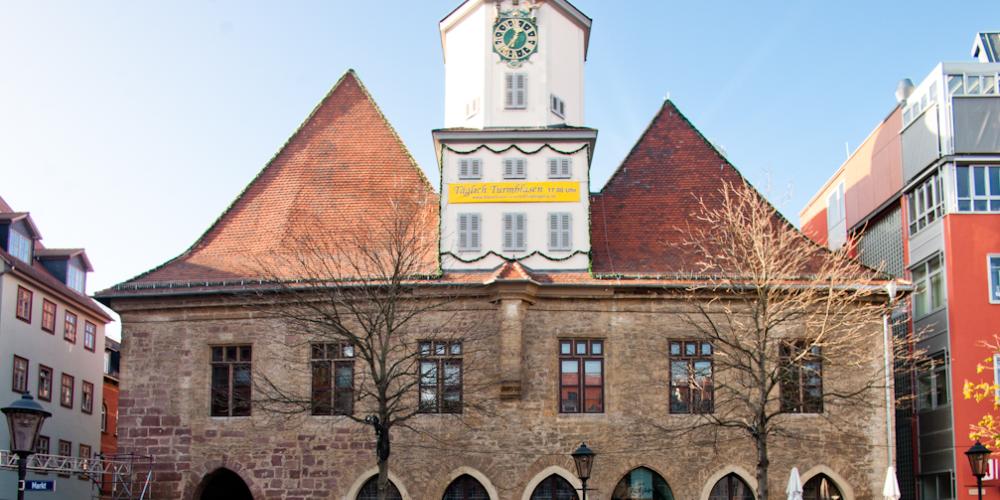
[210,345,252,417]
[457,213,481,252]
[84,321,97,351]
[41,299,56,333]
[990,255,1000,303]
[826,182,846,249]
[64,311,77,344]
[78,443,92,479]
[12,356,28,394]
[912,256,945,318]
[311,342,355,415]
[67,263,85,293]
[917,352,949,411]
[58,440,71,457]
[82,381,94,414]
[669,341,714,414]
[907,171,945,235]
[548,213,572,251]
[550,94,565,117]
[8,229,32,263]
[35,435,49,455]
[502,158,527,179]
[38,365,52,402]
[547,158,571,179]
[502,213,527,252]
[559,339,604,413]
[779,341,823,413]
[457,158,482,180]
[418,341,463,413]
[61,373,75,408]
[505,73,527,109]
[956,165,1000,212]
[16,286,32,323]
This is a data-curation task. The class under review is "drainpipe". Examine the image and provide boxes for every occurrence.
[884,281,898,467]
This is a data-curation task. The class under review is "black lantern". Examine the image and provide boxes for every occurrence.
[966,440,992,500]
[3,393,51,500]
[571,442,595,500]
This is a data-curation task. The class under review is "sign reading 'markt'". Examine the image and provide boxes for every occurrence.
[19,479,56,491]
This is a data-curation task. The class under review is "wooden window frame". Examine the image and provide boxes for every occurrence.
[210,345,252,417]
[81,380,94,414]
[668,340,714,414]
[60,373,75,409]
[101,401,108,433]
[558,339,604,414]
[41,299,56,333]
[64,310,77,344]
[84,321,97,352]
[78,444,92,480]
[16,286,32,323]
[35,435,49,455]
[779,340,823,414]
[37,364,53,402]
[310,342,355,416]
[12,356,29,394]
[418,340,463,414]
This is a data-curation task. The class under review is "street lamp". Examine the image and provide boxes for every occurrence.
[2,393,51,500]
[571,442,595,500]
[966,440,992,500]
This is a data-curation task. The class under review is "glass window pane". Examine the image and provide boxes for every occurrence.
[671,361,688,385]
[669,342,681,356]
[343,344,354,358]
[930,272,944,310]
[968,75,981,94]
[985,75,997,95]
[232,364,252,416]
[335,364,353,388]
[670,386,689,413]
[211,347,223,362]
[990,167,1000,195]
[226,346,237,362]
[444,362,461,386]
[450,342,461,355]
[975,166,987,196]
[420,342,431,355]
[312,362,332,415]
[575,341,587,355]
[560,341,572,355]
[957,166,970,199]
[584,360,602,385]
[211,365,229,416]
[240,346,251,361]
[560,388,579,412]
[591,341,603,355]
[685,342,696,356]
[701,342,712,356]
[421,362,437,384]
[584,387,602,412]
[435,342,446,356]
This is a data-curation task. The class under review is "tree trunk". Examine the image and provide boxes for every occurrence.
[377,458,390,500]
[756,434,769,500]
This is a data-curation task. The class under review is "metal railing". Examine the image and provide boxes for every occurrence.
[0,450,153,499]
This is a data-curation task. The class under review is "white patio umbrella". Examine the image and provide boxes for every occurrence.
[882,466,901,500]
[786,467,804,500]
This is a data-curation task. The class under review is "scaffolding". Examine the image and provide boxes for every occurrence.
[0,450,153,499]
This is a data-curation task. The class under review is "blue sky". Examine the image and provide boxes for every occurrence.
[2,0,997,294]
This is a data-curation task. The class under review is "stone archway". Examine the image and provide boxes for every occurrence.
[195,467,254,500]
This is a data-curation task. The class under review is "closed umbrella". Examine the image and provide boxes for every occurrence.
[882,466,901,500]
[787,467,804,500]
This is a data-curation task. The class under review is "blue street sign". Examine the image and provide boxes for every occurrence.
[19,480,56,491]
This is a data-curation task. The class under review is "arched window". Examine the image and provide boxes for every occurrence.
[709,473,754,500]
[100,402,108,433]
[530,474,576,500]
[803,474,843,500]
[443,474,489,500]
[611,467,674,500]
[358,476,402,500]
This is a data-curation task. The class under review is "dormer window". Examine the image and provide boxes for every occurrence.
[9,229,32,263]
[67,262,86,294]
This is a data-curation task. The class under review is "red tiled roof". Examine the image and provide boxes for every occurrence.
[0,248,112,321]
[0,196,12,212]
[589,100,823,277]
[112,70,439,287]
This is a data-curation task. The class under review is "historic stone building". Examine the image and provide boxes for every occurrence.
[97,1,898,499]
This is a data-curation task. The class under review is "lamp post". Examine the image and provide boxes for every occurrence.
[2,393,51,500]
[571,442,595,500]
[966,440,992,500]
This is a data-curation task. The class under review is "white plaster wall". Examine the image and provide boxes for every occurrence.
[0,272,106,500]
[443,3,488,128]
[439,140,590,271]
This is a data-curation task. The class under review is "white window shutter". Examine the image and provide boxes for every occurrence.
[503,213,513,250]
[560,213,571,249]
[471,159,481,178]
[515,74,526,107]
[470,214,480,249]
[548,159,559,178]
[560,158,571,178]
[515,158,526,178]
[515,214,526,250]
[505,74,515,108]
[459,159,469,179]
[549,213,559,248]
[503,159,514,178]
[458,214,469,250]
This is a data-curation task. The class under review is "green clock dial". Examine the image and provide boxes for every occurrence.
[492,12,538,66]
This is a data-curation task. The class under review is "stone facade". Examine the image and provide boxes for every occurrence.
[107,285,889,500]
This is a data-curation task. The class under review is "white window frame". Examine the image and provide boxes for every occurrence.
[547,158,571,179]
[457,158,482,180]
[8,228,32,263]
[907,171,945,235]
[911,255,945,319]
[989,254,1000,304]
[955,165,1000,213]
[548,212,572,251]
[550,94,565,118]
[502,213,527,252]
[917,352,949,412]
[826,182,846,249]
[505,73,527,109]
[67,262,86,294]
[457,213,481,252]
[503,158,527,179]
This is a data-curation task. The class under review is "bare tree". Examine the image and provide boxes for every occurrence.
[647,182,905,500]
[247,195,493,500]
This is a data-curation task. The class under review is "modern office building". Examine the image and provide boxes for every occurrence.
[0,195,112,499]
[800,32,1000,500]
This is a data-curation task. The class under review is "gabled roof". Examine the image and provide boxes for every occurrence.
[590,100,822,277]
[107,70,439,288]
[37,248,93,272]
[0,212,42,239]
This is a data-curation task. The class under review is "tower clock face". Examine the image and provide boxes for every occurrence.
[492,14,538,66]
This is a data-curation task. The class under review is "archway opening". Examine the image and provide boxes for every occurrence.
[708,473,754,500]
[198,468,253,500]
[358,475,403,500]
[444,474,490,500]
[612,467,674,500]
[803,474,844,500]
[530,474,577,500]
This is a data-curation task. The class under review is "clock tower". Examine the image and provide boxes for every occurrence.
[435,0,595,271]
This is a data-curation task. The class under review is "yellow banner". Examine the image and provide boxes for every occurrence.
[448,181,581,203]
